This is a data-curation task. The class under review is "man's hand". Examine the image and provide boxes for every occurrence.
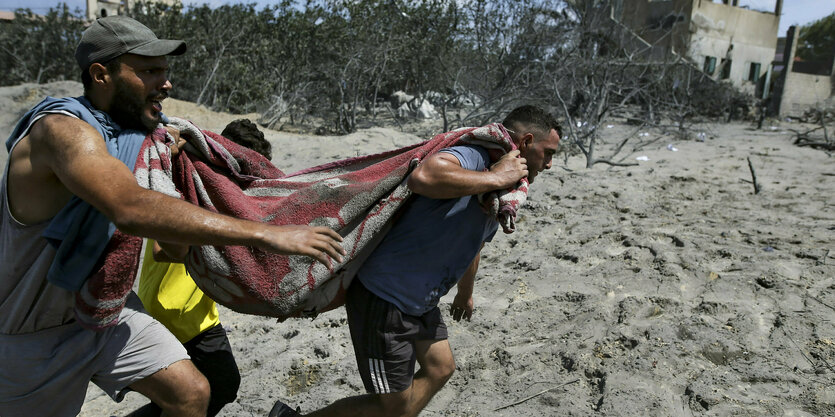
[450,294,473,321]
[259,225,345,266]
[157,224,345,267]
[164,125,187,156]
[488,149,528,189]
[154,240,189,262]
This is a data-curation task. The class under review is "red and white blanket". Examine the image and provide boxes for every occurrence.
[75,119,528,329]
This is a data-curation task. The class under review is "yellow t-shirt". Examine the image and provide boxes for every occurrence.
[137,240,220,343]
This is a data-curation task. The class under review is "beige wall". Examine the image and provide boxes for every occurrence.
[615,0,779,93]
[686,0,779,92]
[86,0,121,20]
[779,73,832,116]
[86,0,179,20]
[690,0,778,46]
[776,26,835,116]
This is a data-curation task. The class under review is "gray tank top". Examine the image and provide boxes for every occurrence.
[0,138,74,335]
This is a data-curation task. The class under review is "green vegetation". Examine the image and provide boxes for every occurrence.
[0,4,85,85]
[797,12,835,65]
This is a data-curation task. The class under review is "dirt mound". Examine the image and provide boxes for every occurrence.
[0,81,83,143]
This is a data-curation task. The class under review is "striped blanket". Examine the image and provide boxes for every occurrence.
[75,119,528,329]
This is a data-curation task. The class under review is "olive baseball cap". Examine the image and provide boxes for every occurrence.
[75,15,186,70]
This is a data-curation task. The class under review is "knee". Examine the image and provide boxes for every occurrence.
[428,357,455,386]
[173,375,211,414]
[193,375,212,401]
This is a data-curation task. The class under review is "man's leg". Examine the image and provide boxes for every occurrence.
[126,323,238,417]
[92,294,208,417]
[400,338,456,415]
[279,340,453,417]
[129,359,210,417]
[274,281,455,417]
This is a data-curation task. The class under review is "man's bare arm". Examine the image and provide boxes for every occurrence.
[407,150,528,199]
[29,114,344,264]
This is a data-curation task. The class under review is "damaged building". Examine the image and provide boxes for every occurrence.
[612,0,782,100]
[85,0,179,20]
[772,25,835,117]
[612,0,835,117]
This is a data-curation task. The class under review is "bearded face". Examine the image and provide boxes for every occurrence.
[106,54,171,133]
[108,76,162,131]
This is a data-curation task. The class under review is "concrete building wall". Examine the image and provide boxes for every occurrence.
[86,0,178,20]
[614,0,692,55]
[686,0,779,95]
[776,26,835,116]
[87,0,121,20]
[780,73,832,115]
[614,0,780,96]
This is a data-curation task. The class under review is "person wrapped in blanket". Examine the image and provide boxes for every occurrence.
[270,105,562,417]
[130,119,272,417]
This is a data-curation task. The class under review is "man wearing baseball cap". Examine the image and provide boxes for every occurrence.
[0,16,344,417]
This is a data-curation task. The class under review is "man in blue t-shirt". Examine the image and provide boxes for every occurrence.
[271,105,561,417]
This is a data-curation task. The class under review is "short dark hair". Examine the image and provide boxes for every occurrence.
[81,56,122,93]
[502,105,562,141]
[221,119,272,160]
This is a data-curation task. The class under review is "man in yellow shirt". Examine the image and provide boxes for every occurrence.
[133,119,272,417]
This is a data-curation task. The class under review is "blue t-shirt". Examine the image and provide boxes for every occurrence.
[357,145,499,316]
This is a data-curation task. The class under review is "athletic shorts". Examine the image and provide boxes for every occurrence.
[0,292,189,417]
[345,279,448,394]
[184,323,241,416]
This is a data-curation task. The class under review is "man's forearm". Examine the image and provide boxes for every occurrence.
[408,166,506,199]
[407,150,527,199]
[114,188,270,248]
[456,251,480,298]
[31,111,344,265]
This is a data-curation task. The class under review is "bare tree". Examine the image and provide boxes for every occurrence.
[791,107,835,152]
[5,0,757,144]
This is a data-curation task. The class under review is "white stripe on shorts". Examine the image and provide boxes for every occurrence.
[369,358,391,394]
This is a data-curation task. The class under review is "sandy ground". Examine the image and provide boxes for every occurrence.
[2,82,834,416]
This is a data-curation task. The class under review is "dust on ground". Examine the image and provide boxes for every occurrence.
[2,83,833,417]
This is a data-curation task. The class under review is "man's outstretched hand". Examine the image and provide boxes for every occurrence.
[260,225,346,266]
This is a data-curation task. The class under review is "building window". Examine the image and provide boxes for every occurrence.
[704,56,717,75]
[720,59,732,79]
[748,62,761,82]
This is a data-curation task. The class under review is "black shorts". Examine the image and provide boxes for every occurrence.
[183,323,241,417]
[345,279,448,394]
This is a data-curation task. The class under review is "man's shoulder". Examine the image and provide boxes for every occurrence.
[444,143,488,152]
[441,144,490,170]
[24,96,90,129]
[28,112,96,146]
